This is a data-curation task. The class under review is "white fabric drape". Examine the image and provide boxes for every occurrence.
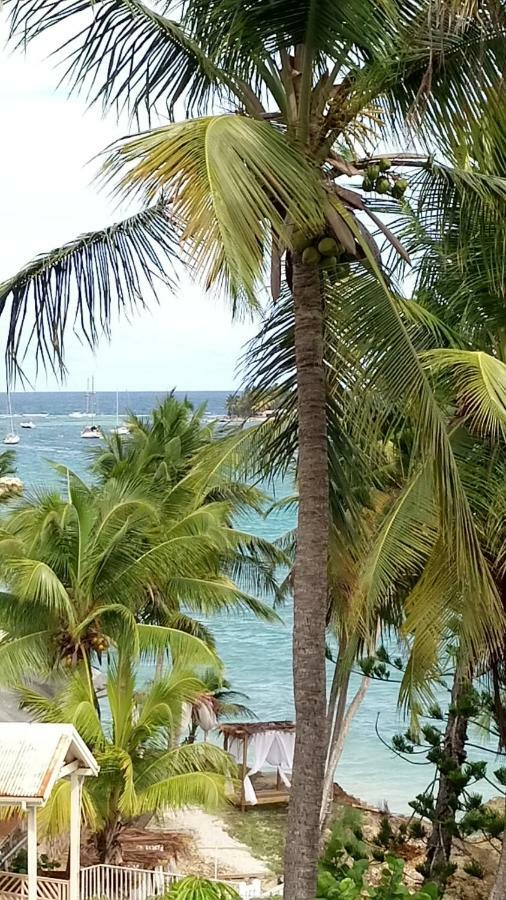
[228,731,295,804]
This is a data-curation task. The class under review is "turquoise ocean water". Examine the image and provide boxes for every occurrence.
[2,391,498,812]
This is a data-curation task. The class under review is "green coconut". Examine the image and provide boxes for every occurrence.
[318,236,339,257]
[379,157,391,171]
[362,177,374,192]
[335,262,351,278]
[320,255,337,271]
[375,177,390,194]
[291,230,312,253]
[302,245,321,265]
[392,178,408,199]
[367,164,380,180]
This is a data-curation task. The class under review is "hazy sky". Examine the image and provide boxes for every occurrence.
[0,14,257,393]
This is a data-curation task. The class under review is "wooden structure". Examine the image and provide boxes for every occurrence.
[221,721,295,811]
[0,724,99,900]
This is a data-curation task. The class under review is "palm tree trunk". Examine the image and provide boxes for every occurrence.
[284,256,329,900]
[320,671,372,831]
[490,803,506,900]
[95,822,123,864]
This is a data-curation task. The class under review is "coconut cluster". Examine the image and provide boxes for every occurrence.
[292,231,352,277]
[362,158,408,199]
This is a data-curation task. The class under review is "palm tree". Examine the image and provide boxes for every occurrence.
[3,3,506,895]
[0,468,279,685]
[185,668,255,743]
[167,878,240,900]
[17,647,236,863]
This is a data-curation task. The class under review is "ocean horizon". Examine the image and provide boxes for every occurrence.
[0,390,496,813]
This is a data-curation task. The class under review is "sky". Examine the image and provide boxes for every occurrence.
[0,14,258,393]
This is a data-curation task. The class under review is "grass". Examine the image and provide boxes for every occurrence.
[222,805,287,875]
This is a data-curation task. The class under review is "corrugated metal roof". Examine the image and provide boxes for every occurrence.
[0,724,99,804]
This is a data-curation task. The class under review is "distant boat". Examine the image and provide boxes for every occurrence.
[20,421,35,429]
[81,425,102,440]
[110,391,129,436]
[81,377,102,439]
[3,392,19,445]
[71,379,91,419]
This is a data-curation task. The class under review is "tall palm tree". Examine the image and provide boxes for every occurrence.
[2,3,506,895]
[17,646,236,863]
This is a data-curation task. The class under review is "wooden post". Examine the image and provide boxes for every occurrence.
[240,734,249,812]
[27,805,37,900]
[69,771,82,900]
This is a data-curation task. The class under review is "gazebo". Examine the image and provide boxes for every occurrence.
[0,723,99,900]
[221,721,295,811]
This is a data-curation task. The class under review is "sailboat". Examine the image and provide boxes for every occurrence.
[20,420,35,429]
[81,378,102,439]
[3,392,19,445]
[110,391,129,436]
[70,379,90,418]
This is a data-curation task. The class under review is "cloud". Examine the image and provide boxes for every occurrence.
[0,17,258,391]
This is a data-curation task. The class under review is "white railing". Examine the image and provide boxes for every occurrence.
[80,865,262,899]
[0,871,69,900]
[80,865,178,900]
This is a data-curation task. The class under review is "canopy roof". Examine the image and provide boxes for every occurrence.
[0,723,99,805]
[220,720,295,738]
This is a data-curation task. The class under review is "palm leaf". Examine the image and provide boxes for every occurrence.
[0,200,179,377]
[423,349,506,441]
[103,114,325,302]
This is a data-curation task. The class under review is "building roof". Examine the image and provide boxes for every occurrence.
[0,724,99,805]
[220,720,295,738]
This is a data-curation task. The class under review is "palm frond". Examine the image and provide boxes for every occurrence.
[103,114,325,303]
[423,349,506,441]
[6,0,230,121]
[0,200,179,377]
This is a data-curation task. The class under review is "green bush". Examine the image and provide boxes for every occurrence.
[316,854,438,899]
[166,876,240,899]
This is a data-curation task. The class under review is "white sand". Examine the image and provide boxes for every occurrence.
[159,808,270,879]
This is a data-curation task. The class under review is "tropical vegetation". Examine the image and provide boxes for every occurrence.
[17,644,235,863]
[2,1,506,897]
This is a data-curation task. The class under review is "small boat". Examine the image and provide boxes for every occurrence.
[69,411,86,418]
[20,421,35,429]
[3,392,19,445]
[110,391,129,435]
[80,377,102,439]
[81,424,102,440]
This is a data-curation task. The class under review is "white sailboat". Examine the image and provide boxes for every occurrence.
[3,392,19,445]
[20,421,35,429]
[81,378,103,439]
[70,380,90,418]
[110,391,129,436]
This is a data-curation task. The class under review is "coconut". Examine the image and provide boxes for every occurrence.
[302,246,321,265]
[379,157,391,171]
[336,262,351,278]
[367,164,380,180]
[392,178,408,199]
[321,255,337,271]
[362,177,374,192]
[375,177,390,194]
[291,230,312,253]
[318,237,339,257]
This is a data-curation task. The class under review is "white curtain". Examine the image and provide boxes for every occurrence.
[228,731,295,804]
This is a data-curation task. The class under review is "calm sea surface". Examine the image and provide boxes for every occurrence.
[1,391,497,811]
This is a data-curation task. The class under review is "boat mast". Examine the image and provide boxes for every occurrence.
[7,390,14,433]
[91,377,95,426]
